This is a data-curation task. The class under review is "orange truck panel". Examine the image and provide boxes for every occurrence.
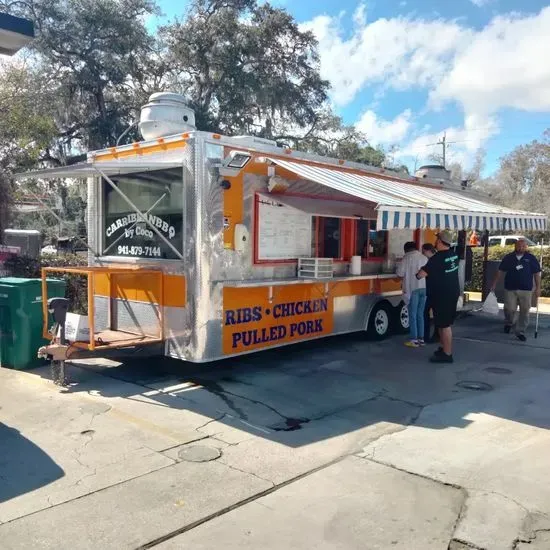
[330,279,372,298]
[222,277,404,355]
[374,278,402,294]
[94,138,187,162]
[423,228,438,245]
[162,274,187,308]
[223,284,333,355]
[95,272,186,307]
[94,273,110,297]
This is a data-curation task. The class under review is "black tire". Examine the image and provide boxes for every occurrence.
[394,301,409,334]
[366,302,393,340]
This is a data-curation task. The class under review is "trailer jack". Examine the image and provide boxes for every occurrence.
[38,297,71,387]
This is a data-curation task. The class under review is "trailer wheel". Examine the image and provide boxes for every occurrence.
[366,302,392,340]
[395,301,409,334]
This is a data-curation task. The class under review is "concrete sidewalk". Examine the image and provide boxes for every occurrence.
[2,314,550,549]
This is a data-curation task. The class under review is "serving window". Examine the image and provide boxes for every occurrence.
[356,219,388,260]
[315,217,342,259]
[103,168,183,259]
[254,193,384,264]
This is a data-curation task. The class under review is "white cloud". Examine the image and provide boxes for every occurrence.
[431,9,550,116]
[470,0,491,6]
[356,109,412,145]
[303,6,550,166]
[302,14,468,106]
[353,3,367,28]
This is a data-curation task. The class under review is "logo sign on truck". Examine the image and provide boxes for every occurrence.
[104,213,181,259]
[222,285,334,354]
[105,214,176,239]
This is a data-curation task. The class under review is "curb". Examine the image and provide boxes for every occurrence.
[467,292,550,305]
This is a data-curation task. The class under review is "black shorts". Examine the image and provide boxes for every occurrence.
[432,296,458,329]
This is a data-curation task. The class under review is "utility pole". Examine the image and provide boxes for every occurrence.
[436,132,447,168]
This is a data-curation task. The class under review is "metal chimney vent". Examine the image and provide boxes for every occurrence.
[139,92,196,141]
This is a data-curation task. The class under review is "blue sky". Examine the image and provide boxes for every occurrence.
[152,0,550,176]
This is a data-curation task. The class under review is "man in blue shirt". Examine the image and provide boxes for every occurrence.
[491,238,541,341]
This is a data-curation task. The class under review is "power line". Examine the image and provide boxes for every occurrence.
[445,133,547,145]
[425,132,548,147]
[423,121,550,138]
[403,132,549,154]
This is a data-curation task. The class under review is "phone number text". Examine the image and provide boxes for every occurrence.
[117,245,162,257]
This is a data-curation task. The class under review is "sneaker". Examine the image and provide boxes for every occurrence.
[430,352,454,363]
[504,325,511,334]
[517,333,527,342]
[405,340,419,348]
[434,347,445,356]
[417,339,426,347]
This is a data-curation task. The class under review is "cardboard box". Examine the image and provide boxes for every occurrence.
[64,312,90,342]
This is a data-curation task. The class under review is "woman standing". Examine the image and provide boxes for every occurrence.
[396,241,428,347]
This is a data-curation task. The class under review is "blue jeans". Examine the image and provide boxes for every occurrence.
[408,288,427,341]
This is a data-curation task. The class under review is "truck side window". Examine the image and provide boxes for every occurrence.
[103,168,183,259]
[505,238,517,246]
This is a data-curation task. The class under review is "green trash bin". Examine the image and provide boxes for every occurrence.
[0,278,66,370]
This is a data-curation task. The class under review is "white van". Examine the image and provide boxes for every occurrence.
[487,235,547,248]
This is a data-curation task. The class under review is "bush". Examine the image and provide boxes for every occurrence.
[466,246,550,297]
[3,253,88,313]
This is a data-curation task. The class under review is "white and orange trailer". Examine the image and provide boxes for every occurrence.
[16,99,546,365]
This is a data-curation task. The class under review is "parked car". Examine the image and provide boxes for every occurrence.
[487,235,548,248]
[41,245,57,255]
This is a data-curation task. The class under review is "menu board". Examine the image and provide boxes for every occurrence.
[258,197,312,260]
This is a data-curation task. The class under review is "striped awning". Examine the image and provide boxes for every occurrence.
[14,159,183,180]
[269,158,547,231]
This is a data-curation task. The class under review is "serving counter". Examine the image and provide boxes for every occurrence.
[220,272,399,288]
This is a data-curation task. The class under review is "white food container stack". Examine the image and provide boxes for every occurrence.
[298,258,334,279]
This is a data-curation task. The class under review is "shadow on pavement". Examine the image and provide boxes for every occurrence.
[27,313,550,448]
[0,423,64,503]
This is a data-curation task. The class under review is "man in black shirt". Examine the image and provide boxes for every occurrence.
[417,230,460,363]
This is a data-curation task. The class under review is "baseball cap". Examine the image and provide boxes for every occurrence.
[436,230,453,246]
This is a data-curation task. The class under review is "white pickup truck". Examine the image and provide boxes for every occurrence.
[487,235,548,248]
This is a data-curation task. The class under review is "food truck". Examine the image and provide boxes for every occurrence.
[16,93,547,370]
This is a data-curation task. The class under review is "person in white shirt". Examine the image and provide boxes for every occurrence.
[396,241,428,347]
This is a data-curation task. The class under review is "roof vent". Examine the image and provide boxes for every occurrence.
[139,92,196,141]
[414,164,451,183]
[230,135,278,148]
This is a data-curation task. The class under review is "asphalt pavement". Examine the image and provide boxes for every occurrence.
[2,309,550,549]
